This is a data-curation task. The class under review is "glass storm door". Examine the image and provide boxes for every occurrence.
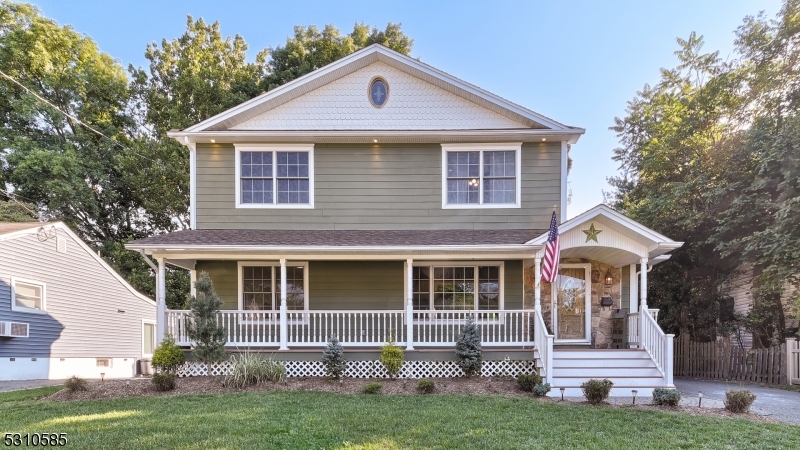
[552,264,591,343]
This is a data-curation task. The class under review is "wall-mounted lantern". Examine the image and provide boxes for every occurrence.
[604,268,614,286]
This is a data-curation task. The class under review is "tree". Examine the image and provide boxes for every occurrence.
[322,335,346,379]
[455,317,482,376]
[0,200,36,222]
[186,272,227,371]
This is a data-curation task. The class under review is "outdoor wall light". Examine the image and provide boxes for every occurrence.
[698,392,703,407]
[100,373,105,382]
[631,390,638,405]
[605,268,614,286]
[560,387,565,401]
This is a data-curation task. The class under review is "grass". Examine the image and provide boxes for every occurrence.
[0,386,63,402]
[1,389,799,449]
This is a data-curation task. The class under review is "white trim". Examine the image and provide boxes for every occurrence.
[440,143,522,209]
[10,277,46,314]
[236,261,309,311]
[405,261,505,312]
[179,44,580,134]
[189,143,197,229]
[233,144,314,209]
[560,141,568,222]
[142,319,156,358]
[551,263,592,344]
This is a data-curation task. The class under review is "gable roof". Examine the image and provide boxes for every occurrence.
[168,44,584,144]
[0,222,155,306]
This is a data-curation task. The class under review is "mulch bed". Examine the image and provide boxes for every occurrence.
[44,376,778,424]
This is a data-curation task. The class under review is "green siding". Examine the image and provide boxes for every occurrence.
[309,261,404,310]
[504,260,523,309]
[196,260,238,310]
[621,265,630,310]
[195,143,561,230]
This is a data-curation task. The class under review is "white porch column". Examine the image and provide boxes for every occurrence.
[156,258,166,345]
[629,263,638,314]
[279,258,288,350]
[189,265,197,299]
[406,258,415,350]
[534,257,542,313]
[640,257,649,312]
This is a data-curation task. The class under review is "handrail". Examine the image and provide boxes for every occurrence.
[639,309,674,386]
[533,309,554,384]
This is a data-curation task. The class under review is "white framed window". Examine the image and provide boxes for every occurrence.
[142,320,156,358]
[441,143,522,209]
[408,262,504,311]
[237,262,309,311]
[234,144,314,209]
[10,277,46,314]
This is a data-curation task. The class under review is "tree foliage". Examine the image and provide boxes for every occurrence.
[0,200,36,222]
[455,317,482,376]
[608,0,800,343]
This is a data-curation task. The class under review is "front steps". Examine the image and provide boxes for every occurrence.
[547,349,672,397]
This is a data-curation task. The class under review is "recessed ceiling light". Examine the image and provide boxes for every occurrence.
[373,139,378,143]
[210,139,216,143]
[542,138,546,141]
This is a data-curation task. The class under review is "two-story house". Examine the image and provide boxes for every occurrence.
[127,44,682,395]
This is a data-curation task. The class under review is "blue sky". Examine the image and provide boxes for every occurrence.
[32,0,783,218]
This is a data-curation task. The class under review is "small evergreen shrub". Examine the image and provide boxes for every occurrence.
[725,389,756,413]
[379,334,403,378]
[151,334,185,374]
[417,379,435,394]
[581,379,613,404]
[186,272,227,371]
[152,372,176,391]
[455,317,483,377]
[363,382,382,394]
[223,352,285,388]
[65,376,88,392]
[533,383,552,397]
[322,335,346,379]
[652,388,681,406]
[517,373,542,392]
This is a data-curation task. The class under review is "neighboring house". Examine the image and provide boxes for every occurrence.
[0,222,156,380]
[127,44,682,395]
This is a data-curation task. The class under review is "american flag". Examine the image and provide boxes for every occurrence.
[541,211,560,283]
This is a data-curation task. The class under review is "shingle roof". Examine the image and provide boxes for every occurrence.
[0,222,44,236]
[128,229,547,248]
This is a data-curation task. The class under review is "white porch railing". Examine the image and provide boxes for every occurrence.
[165,309,535,349]
[627,312,640,348]
[533,309,554,383]
[639,309,674,386]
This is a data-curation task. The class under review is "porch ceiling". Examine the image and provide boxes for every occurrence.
[560,246,644,268]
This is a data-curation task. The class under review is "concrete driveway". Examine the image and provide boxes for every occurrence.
[674,378,800,425]
[0,379,64,393]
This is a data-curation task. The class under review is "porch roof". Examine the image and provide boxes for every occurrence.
[127,228,547,252]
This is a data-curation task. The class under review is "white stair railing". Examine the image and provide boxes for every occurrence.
[639,309,674,386]
[533,309,554,383]
[627,312,640,348]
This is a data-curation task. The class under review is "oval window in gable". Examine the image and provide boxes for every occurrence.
[369,77,389,108]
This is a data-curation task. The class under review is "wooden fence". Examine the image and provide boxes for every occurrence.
[673,335,794,385]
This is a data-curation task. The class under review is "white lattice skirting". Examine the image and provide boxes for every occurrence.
[177,359,536,378]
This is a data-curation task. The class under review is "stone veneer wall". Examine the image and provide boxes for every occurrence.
[524,258,623,349]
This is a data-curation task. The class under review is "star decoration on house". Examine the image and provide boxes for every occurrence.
[583,223,602,243]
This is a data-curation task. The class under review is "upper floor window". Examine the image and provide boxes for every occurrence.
[11,278,46,314]
[441,143,521,209]
[234,144,314,208]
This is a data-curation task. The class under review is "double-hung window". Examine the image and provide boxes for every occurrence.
[238,262,308,314]
[11,278,46,314]
[411,263,503,313]
[441,143,521,208]
[235,144,314,208]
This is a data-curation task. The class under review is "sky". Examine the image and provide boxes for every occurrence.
[31,0,783,218]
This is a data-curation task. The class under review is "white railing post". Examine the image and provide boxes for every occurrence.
[279,258,288,350]
[156,258,166,345]
[406,259,415,350]
[666,334,674,386]
[534,257,542,313]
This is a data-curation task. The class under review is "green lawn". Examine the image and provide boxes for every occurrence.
[1,387,798,449]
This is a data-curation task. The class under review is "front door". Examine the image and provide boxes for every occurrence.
[552,263,591,343]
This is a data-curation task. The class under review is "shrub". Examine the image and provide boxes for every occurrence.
[322,335,346,379]
[652,388,681,406]
[533,383,552,397]
[581,379,613,404]
[151,334,185,374]
[223,352,285,388]
[186,272,227,371]
[725,389,756,413]
[455,317,482,377]
[417,379,435,394]
[517,373,542,392]
[152,372,176,391]
[379,334,403,378]
[363,382,382,394]
[64,376,88,392]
